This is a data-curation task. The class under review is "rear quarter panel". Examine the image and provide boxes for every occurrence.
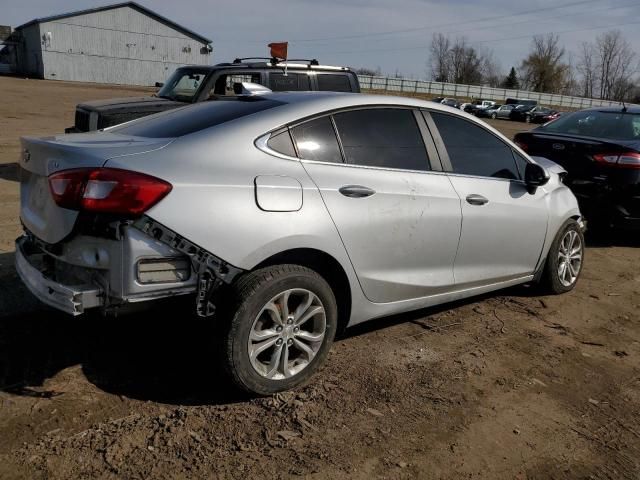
[103,115,358,281]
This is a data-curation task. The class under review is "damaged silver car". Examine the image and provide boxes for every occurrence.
[16,91,585,394]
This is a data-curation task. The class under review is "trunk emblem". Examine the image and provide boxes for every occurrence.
[23,149,31,162]
[552,143,565,151]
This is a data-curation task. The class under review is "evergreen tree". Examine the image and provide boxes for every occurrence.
[502,67,520,89]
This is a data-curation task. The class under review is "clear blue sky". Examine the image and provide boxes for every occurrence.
[3,0,639,78]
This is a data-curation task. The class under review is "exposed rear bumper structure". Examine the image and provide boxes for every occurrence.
[15,237,103,315]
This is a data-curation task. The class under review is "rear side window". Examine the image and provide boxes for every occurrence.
[267,130,297,157]
[431,112,520,180]
[317,74,353,92]
[333,109,430,171]
[270,73,311,91]
[112,98,285,138]
[291,117,343,163]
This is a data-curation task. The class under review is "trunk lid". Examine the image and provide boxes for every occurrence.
[20,133,173,244]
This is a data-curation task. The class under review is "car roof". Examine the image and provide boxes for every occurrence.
[235,91,513,139]
[579,105,640,114]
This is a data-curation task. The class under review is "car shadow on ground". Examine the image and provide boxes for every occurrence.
[0,251,250,405]
[0,163,19,182]
[0,231,636,407]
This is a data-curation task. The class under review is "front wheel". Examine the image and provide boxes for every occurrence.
[525,115,532,123]
[491,113,497,119]
[541,219,585,294]
[220,265,337,395]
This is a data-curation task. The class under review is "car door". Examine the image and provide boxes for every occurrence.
[427,111,548,287]
[498,105,513,119]
[292,108,462,303]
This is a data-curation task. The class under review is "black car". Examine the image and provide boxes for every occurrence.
[514,106,640,230]
[528,107,560,124]
[509,104,537,122]
[65,59,360,132]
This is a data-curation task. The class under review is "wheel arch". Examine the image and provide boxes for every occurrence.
[253,248,352,334]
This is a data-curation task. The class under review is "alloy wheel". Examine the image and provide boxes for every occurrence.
[557,230,582,287]
[248,288,326,380]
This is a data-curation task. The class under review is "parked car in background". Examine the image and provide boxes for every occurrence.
[487,104,516,119]
[441,97,461,108]
[17,91,584,395]
[528,107,561,124]
[514,106,640,230]
[65,58,360,132]
[431,97,445,103]
[510,104,537,122]
[465,99,496,115]
[459,102,472,111]
[506,97,537,107]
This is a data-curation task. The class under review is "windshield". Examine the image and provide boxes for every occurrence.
[542,110,640,141]
[157,68,210,102]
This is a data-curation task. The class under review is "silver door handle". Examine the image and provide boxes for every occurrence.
[466,194,489,205]
[339,185,376,198]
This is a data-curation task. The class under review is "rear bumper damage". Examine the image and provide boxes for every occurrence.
[14,216,243,316]
[15,236,103,315]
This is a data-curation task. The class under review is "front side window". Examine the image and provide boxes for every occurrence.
[269,73,311,91]
[430,112,520,180]
[290,117,343,163]
[207,73,262,98]
[333,109,430,171]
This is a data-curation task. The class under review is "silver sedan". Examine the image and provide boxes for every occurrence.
[16,91,585,395]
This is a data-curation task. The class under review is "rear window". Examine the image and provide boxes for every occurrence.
[541,110,640,141]
[111,98,285,138]
[317,74,353,92]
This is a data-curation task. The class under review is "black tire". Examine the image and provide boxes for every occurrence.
[525,115,532,123]
[541,219,585,294]
[220,265,337,395]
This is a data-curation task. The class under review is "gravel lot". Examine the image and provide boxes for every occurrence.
[0,76,638,479]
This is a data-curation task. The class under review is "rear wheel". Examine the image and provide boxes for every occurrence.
[541,219,584,294]
[491,112,497,119]
[525,115,532,123]
[220,265,337,395]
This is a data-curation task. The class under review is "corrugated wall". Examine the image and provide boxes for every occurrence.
[37,5,210,85]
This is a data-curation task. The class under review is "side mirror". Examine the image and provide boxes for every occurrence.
[155,82,164,88]
[524,162,549,194]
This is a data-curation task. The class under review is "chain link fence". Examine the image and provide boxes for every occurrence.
[358,75,633,109]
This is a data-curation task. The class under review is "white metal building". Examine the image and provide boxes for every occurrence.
[9,2,212,85]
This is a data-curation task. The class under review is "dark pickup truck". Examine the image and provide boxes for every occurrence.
[66,59,360,133]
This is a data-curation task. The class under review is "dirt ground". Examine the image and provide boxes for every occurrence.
[0,76,638,480]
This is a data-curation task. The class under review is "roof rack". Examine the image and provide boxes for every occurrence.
[232,57,320,67]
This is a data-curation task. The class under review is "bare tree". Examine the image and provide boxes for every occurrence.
[595,30,636,100]
[576,42,596,98]
[481,49,502,87]
[520,34,571,93]
[429,33,451,82]
[428,34,498,85]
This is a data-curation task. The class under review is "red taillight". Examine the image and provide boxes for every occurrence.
[593,152,640,170]
[48,168,172,216]
[515,140,528,152]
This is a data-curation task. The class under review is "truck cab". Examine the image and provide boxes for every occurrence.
[66,58,360,132]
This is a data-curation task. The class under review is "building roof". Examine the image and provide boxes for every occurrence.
[14,1,212,44]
